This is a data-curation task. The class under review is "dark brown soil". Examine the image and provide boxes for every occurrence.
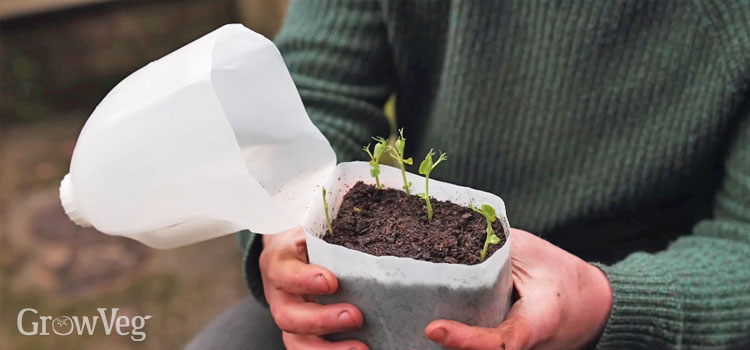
[323,182,505,265]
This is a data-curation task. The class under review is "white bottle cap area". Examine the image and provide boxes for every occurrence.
[59,174,91,227]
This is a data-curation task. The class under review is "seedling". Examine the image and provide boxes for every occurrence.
[470,203,500,261]
[363,136,388,189]
[322,187,333,236]
[418,149,447,221]
[388,128,413,195]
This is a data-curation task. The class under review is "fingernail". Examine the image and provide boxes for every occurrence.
[314,274,330,292]
[339,310,356,328]
[429,327,447,342]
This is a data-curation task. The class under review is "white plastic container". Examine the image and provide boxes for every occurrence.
[59,24,334,248]
[306,162,511,349]
[60,24,513,348]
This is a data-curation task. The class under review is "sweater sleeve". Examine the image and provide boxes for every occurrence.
[241,0,395,305]
[594,115,750,349]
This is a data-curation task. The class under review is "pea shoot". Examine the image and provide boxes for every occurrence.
[418,149,447,221]
[363,136,388,189]
[322,187,333,236]
[388,128,413,195]
[470,202,500,261]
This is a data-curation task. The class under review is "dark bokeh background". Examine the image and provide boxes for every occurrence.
[0,1,288,348]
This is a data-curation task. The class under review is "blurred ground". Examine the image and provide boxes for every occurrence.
[1,120,251,350]
[0,1,288,349]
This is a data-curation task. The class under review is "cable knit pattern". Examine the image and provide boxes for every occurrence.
[241,1,750,348]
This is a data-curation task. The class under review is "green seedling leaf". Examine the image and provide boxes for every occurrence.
[395,132,406,154]
[373,139,386,159]
[487,234,501,244]
[480,204,497,223]
[471,203,496,223]
[419,155,433,175]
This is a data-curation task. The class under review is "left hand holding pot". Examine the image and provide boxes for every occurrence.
[261,228,368,350]
[425,228,613,350]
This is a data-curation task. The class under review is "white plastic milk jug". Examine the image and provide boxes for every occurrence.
[59,24,337,248]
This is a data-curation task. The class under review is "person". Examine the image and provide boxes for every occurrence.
[188,1,750,349]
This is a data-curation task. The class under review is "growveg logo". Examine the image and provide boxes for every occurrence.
[17,308,152,341]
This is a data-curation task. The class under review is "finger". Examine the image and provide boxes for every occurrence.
[269,292,364,335]
[282,332,369,350]
[263,248,338,295]
[425,317,532,350]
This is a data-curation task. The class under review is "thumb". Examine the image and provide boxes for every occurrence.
[425,316,533,350]
[425,291,560,350]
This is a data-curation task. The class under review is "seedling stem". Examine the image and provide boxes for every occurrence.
[322,187,333,236]
[471,203,500,261]
[418,149,447,221]
[388,128,413,195]
[363,136,388,189]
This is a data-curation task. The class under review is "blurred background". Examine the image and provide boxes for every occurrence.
[0,1,289,348]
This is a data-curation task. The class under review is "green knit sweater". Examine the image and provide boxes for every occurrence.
[241,1,750,348]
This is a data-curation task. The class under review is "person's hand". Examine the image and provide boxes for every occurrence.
[425,228,613,350]
[260,228,368,350]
